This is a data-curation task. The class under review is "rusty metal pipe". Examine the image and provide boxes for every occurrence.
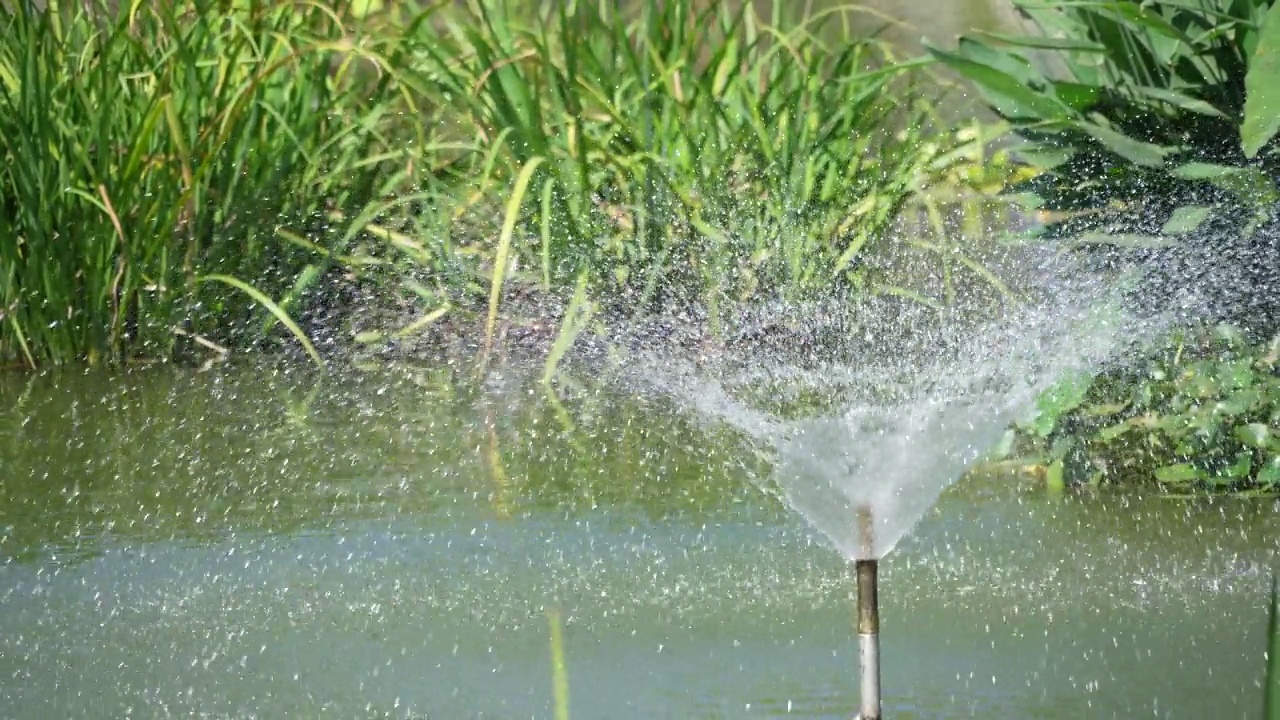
[855,505,881,720]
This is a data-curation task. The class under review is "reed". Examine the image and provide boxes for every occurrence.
[402,0,983,334]
[2,0,1018,369]
[0,0,420,367]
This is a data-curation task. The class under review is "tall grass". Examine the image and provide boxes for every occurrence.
[1,0,1019,369]
[0,0,419,367]
[402,0,995,337]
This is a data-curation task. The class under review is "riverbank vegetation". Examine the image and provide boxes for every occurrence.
[0,0,1024,370]
[939,0,1280,493]
[1,0,1276,492]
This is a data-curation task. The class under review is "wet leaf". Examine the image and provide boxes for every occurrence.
[1155,413,1192,432]
[925,43,1074,121]
[1258,455,1280,486]
[1222,451,1254,480]
[1046,457,1066,492]
[1237,423,1274,450]
[1214,390,1262,416]
[1076,120,1173,167]
[1154,463,1205,484]
[1161,205,1213,235]
[1083,401,1130,417]
[1172,163,1280,204]
[1022,371,1093,438]
[1132,86,1227,118]
[973,31,1106,53]
[1243,0,1280,158]
[1098,419,1138,442]
[1171,161,1249,180]
[1217,361,1257,390]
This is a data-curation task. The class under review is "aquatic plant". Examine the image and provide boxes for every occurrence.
[925,0,1279,331]
[927,0,1280,491]
[390,0,1015,354]
[0,0,1024,371]
[1001,323,1279,492]
[0,0,420,367]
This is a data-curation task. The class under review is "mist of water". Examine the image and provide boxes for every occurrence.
[609,249,1181,560]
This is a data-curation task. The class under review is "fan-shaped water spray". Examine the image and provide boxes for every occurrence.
[602,250,1181,719]
[616,251,1176,563]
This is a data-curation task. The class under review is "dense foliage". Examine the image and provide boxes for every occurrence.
[0,0,1011,369]
[0,0,421,367]
[933,0,1280,492]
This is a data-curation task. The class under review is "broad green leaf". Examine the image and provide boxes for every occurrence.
[925,43,1075,121]
[1053,82,1103,111]
[1171,161,1248,179]
[1223,451,1255,479]
[1109,2,1196,42]
[1046,458,1067,492]
[974,31,1106,52]
[1154,463,1205,483]
[1083,401,1130,417]
[1162,205,1213,234]
[1216,361,1257,390]
[1242,0,1280,158]
[1236,423,1273,449]
[1131,86,1228,117]
[1171,163,1280,204]
[1019,370,1093,437]
[1076,119,1173,167]
[1261,455,1280,486]
[1014,146,1076,170]
[957,37,1044,85]
[1098,417,1141,441]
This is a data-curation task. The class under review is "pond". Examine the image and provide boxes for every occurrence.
[1,364,1276,718]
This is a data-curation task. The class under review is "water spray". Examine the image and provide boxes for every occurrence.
[856,504,880,720]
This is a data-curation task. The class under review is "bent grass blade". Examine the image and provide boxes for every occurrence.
[195,274,324,370]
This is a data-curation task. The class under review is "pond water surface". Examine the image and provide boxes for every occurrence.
[1,364,1276,718]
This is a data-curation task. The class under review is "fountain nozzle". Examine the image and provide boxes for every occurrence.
[855,505,881,720]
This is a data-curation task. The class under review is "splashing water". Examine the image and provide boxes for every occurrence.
[611,253,1177,561]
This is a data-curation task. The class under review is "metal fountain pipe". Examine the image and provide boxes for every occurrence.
[856,505,881,720]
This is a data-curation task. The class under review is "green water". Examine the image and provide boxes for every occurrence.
[1,364,1276,718]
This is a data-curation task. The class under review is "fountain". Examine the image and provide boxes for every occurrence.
[608,249,1179,716]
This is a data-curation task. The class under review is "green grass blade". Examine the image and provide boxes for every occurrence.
[1267,572,1280,719]
[482,155,545,373]
[547,607,571,720]
[195,274,324,370]
[542,270,594,386]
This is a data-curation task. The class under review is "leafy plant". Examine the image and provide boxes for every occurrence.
[1003,324,1280,493]
[927,0,1280,493]
[926,0,1280,335]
